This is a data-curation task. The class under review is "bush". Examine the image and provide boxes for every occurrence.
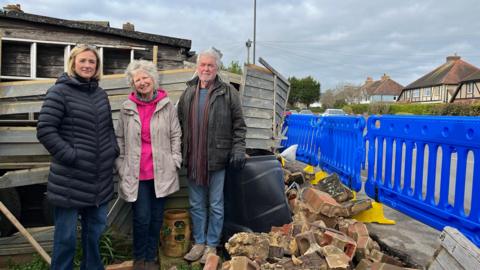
[347,102,480,116]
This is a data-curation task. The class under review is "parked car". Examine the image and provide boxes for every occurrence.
[299,109,314,114]
[283,109,298,116]
[322,108,347,116]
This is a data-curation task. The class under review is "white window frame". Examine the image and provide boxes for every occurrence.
[424,87,431,97]
[467,83,473,94]
[413,89,420,98]
[1,37,148,80]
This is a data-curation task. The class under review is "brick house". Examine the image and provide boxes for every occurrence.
[450,70,480,103]
[397,55,480,103]
[359,74,403,103]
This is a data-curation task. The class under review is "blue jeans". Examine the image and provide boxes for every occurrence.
[132,180,166,262]
[51,203,108,270]
[187,169,225,247]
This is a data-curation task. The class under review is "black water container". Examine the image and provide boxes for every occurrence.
[223,149,292,240]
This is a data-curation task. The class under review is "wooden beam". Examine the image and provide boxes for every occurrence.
[0,201,51,265]
[153,45,158,65]
[259,57,289,86]
[30,42,37,79]
[0,167,50,188]
[0,32,3,82]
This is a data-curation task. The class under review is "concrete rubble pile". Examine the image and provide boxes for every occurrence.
[221,164,419,270]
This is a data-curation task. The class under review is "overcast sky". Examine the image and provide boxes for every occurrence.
[5,0,480,89]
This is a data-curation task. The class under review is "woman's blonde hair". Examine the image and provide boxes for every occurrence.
[125,60,159,91]
[67,44,102,80]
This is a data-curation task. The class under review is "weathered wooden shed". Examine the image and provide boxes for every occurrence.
[0,6,193,81]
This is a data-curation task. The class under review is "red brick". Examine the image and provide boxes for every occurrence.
[302,188,339,209]
[203,253,220,270]
[295,231,322,255]
[270,223,292,236]
[347,222,369,241]
[320,231,357,259]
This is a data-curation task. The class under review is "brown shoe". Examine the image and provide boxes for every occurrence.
[183,244,206,261]
[145,261,159,270]
[133,259,145,270]
[199,246,217,264]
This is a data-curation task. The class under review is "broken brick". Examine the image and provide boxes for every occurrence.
[268,245,284,259]
[203,253,220,270]
[341,199,373,216]
[347,222,369,241]
[314,173,353,203]
[355,259,373,270]
[225,233,270,261]
[356,236,371,259]
[295,231,322,255]
[230,256,260,270]
[320,230,357,259]
[322,245,351,269]
[279,251,327,270]
[301,188,347,217]
[271,224,292,236]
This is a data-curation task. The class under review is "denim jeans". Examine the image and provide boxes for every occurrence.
[187,169,225,247]
[51,203,108,270]
[132,180,166,262]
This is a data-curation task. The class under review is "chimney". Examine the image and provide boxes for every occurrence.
[123,22,135,31]
[381,73,390,81]
[366,76,373,83]
[446,53,460,62]
[3,4,23,13]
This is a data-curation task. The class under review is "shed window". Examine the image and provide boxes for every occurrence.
[1,41,31,77]
[103,48,131,75]
[36,44,65,78]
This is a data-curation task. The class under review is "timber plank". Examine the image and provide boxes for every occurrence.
[439,227,480,269]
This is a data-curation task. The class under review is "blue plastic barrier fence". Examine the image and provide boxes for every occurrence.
[364,115,480,247]
[318,116,366,191]
[282,114,319,165]
[281,114,365,191]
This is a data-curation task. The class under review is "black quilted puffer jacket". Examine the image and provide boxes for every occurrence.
[37,73,119,208]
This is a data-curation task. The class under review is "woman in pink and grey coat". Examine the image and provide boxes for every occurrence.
[115,60,182,270]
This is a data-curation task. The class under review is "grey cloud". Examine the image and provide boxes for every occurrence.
[10,0,480,89]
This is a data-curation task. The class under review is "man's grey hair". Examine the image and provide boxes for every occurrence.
[125,59,159,90]
[196,47,223,68]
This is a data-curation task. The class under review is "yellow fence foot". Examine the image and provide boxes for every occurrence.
[303,165,328,185]
[353,201,396,225]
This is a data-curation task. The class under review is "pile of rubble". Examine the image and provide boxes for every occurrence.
[219,170,419,270]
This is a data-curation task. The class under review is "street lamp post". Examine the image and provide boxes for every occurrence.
[253,0,256,64]
[246,39,252,64]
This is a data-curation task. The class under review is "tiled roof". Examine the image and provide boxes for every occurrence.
[360,75,403,96]
[404,56,480,90]
[461,70,480,82]
[372,78,403,95]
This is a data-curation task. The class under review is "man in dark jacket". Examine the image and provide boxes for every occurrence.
[178,47,246,263]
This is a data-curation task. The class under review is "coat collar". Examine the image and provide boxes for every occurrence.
[186,74,224,91]
[123,96,171,113]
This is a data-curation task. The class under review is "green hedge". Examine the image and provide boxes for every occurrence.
[345,103,480,116]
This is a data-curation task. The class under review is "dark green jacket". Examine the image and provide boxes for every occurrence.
[177,75,246,171]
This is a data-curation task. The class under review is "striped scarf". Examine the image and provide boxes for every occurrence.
[187,82,214,186]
